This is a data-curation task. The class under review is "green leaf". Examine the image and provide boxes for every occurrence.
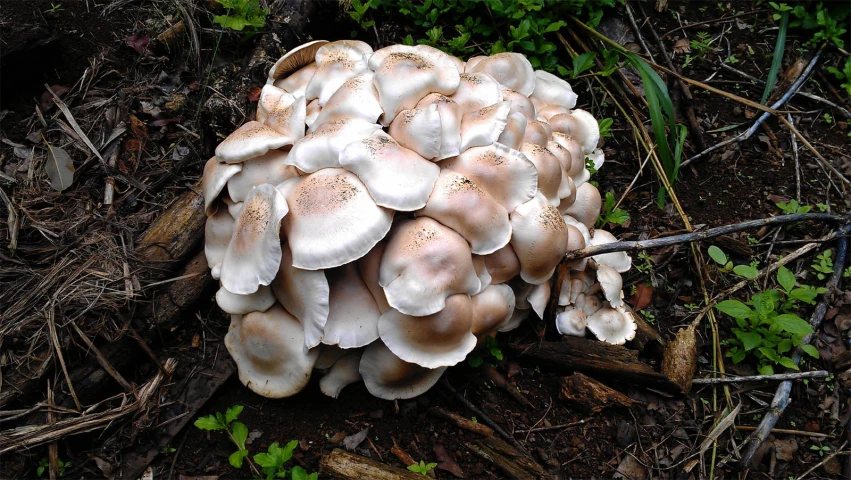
[777,338,792,353]
[254,452,279,468]
[801,344,819,359]
[777,266,796,292]
[425,462,438,470]
[708,246,728,265]
[733,264,759,279]
[229,449,249,469]
[731,348,747,363]
[598,118,613,137]
[571,52,596,77]
[291,467,309,480]
[736,331,763,351]
[225,405,244,424]
[194,414,225,431]
[758,364,774,375]
[281,439,299,463]
[778,356,799,370]
[789,287,818,304]
[772,314,814,336]
[761,11,788,104]
[715,300,752,319]
[758,347,782,363]
[467,354,483,367]
[231,421,249,449]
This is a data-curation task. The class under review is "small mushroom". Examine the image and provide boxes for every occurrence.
[595,264,624,308]
[415,93,463,160]
[339,130,439,211]
[471,255,493,293]
[551,133,585,178]
[527,281,550,319]
[509,192,568,285]
[203,157,241,215]
[497,111,528,151]
[388,105,442,159]
[550,109,599,154]
[466,52,536,96]
[520,143,562,206]
[502,87,536,121]
[286,117,381,172]
[523,120,553,146]
[273,63,317,98]
[459,100,511,151]
[216,284,276,315]
[305,40,373,105]
[357,241,392,314]
[589,229,632,273]
[256,85,307,141]
[205,204,234,279]
[309,72,383,128]
[586,307,636,345]
[561,182,601,230]
[555,307,587,337]
[536,105,570,122]
[359,341,447,400]
[226,150,299,203]
[575,292,602,317]
[214,121,292,164]
[484,243,521,285]
[531,70,578,109]
[471,284,516,344]
[225,305,320,398]
[379,217,480,317]
[319,349,363,398]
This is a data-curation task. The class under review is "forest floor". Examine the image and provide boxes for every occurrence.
[1,1,850,479]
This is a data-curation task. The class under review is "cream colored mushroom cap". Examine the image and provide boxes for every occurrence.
[379,217,481,317]
[358,241,392,314]
[388,105,443,160]
[310,72,383,128]
[272,243,329,351]
[509,191,569,285]
[215,121,292,164]
[561,182,602,230]
[305,40,373,105]
[359,341,447,400]
[286,117,381,172]
[216,284,276,315]
[528,281,550,319]
[220,184,288,295]
[551,133,585,178]
[226,149,299,203]
[416,93,463,160]
[203,157,241,215]
[205,204,234,279]
[459,101,511,151]
[586,307,636,345]
[319,349,363,399]
[416,169,511,255]
[555,307,587,337]
[256,85,307,142]
[502,87,537,122]
[277,168,393,270]
[497,111,528,151]
[379,294,477,369]
[441,142,538,212]
[451,72,504,114]
[267,40,329,84]
[323,263,381,349]
[554,109,600,154]
[466,52,536,96]
[523,120,553,147]
[483,243,521,285]
[532,70,578,109]
[589,229,632,273]
[471,283,516,345]
[273,63,317,98]
[595,263,624,308]
[520,143,562,206]
[225,305,320,398]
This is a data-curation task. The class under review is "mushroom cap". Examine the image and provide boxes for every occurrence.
[450,72,504,114]
[557,269,573,306]
[589,229,632,273]
[555,307,587,337]
[216,284,276,315]
[323,263,381,349]
[277,168,393,270]
[256,85,307,141]
[537,105,571,122]
[552,109,600,154]
[387,105,442,159]
[305,40,373,105]
[520,143,562,206]
[509,192,569,284]
[561,182,601,230]
[379,294,476,369]
[471,255,493,294]
[564,223,588,271]
[205,204,235,279]
[416,169,511,255]
[272,243,330,351]
[357,241,392,313]
[483,243,521,284]
[273,63,317,98]
[315,344,346,370]
[466,52,536,96]
[267,40,329,84]
[225,305,320,398]
[575,292,602,317]
[220,184,288,295]
[226,150,299,203]
[459,101,511,151]
[203,157,242,215]
[471,283,516,344]
[497,111,528,151]
[215,121,292,164]
[310,72,383,128]
[523,121,553,147]
[587,148,605,171]
[595,263,624,308]
[305,99,321,129]
[441,142,538,212]
[551,133,585,178]
[319,349,363,398]
[379,217,481,317]
[415,93,462,160]
[532,70,578,109]
[586,307,636,345]
[527,281,550,319]
[369,44,462,125]
[286,117,381,172]
[502,87,536,122]
[359,341,447,400]
[340,130,440,211]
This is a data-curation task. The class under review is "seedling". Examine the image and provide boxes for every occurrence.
[809,444,830,457]
[708,245,734,273]
[597,192,630,227]
[407,460,438,476]
[467,335,503,367]
[194,405,254,470]
[822,113,833,124]
[598,118,614,137]
[213,0,267,32]
[44,3,63,14]
[254,441,317,480]
[811,251,833,280]
[689,32,714,56]
[162,444,176,454]
[639,310,656,325]
[37,457,71,477]
[775,199,811,215]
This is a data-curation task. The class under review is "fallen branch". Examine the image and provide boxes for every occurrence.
[427,406,494,437]
[737,224,850,468]
[692,370,829,384]
[465,436,547,480]
[319,449,424,480]
[564,212,846,261]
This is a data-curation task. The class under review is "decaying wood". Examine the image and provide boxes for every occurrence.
[320,449,425,480]
[559,373,633,414]
[624,304,665,350]
[466,437,547,480]
[136,181,205,265]
[508,339,680,392]
[0,359,176,454]
[151,249,214,327]
[428,406,494,437]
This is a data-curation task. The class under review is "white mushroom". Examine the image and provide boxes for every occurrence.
[305,40,373,105]
[531,70,578,109]
[323,263,381,349]
[586,307,636,345]
[359,341,447,400]
[267,40,328,84]
[319,349,363,398]
[497,112,528,151]
[387,105,442,159]
[466,52,536,96]
[415,93,463,160]
[272,243,330,351]
[520,143,562,206]
[509,192,568,285]
[589,229,632,273]
[214,121,292,164]
[202,157,241,215]
[226,150,299,203]
[256,85,307,141]
[205,204,234,279]
[555,307,587,337]
[483,243,521,284]
[450,72,504,114]
[286,117,381,172]
[527,281,550,319]
[310,72,383,128]
[471,284,516,345]
[459,101,511,151]
[273,63,317,98]
[216,284,276,315]
[595,263,624,308]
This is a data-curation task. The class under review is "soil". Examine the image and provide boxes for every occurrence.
[1,1,849,480]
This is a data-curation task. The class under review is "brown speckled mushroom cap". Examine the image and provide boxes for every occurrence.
[310,72,383,129]
[225,305,319,398]
[256,85,307,142]
[450,72,504,114]
[267,39,329,84]
[388,105,443,160]
[459,101,511,151]
[203,157,241,215]
[215,121,292,164]
[379,217,481,317]
[415,93,463,160]
[277,168,393,270]
[520,143,562,206]
[286,117,381,172]
[509,191,569,285]
[305,40,373,105]
[466,52,536,96]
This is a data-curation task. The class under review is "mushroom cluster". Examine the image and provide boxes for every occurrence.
[203,40,636,400]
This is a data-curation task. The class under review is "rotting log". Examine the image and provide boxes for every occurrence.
[151,249,214,328]
[320,449,425,480]
[136,180,205,266]
[507,338,680,392]
[466,437,547,480]
[559,373,633,414]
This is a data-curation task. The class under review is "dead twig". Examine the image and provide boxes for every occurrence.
[47,306,81,411]
[734,425,832,439]
[692,370,829,384]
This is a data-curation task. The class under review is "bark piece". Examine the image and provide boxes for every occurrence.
[465,437,546,480]
[427,407,494,437]
[559,373,632,414]
[320,449,424,480]
[662,324,697,393]
[136,182,205,265]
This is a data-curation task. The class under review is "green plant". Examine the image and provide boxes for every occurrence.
[597,192,630,227]
[162,444,176,454]
[764,3,790,104]
[213,0,267,32]
[598,118,613,137]
[822,113,833,124]
[467,335,503,367]
[811,250,833,280]
[635,252,653,274]
[37,458,71,477]
[639,310,656,324]
[407,460,438,476]
[826,56,851,96]
[43,3,63,14]
[254,441,317,480]
[843,265,851,279]
[348,0,380,31]
[809,444,830,456]
[715,266,822,375]
[708,245,734,273]
[775,199,811,224]
[194,405,253,469]
[771,2,849,48]
[689,32,714,56]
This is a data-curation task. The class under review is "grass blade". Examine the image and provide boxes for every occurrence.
[761,12,788,104]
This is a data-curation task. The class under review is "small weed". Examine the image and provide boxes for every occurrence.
[408,460,438,476]
[597,192,630,227]
[826,56,851,96]
[825,374,835,391]
[43,3,63,14]
[690,32,714,56]
[843,265,851,279]
[684,303,701,311]
[816,203,829,212]
[809,444,830,457]
[811,250,833,280]
[822,113,833,124]
[598,118,614,137]
[775,199,811,215]
[468,335,503,367]
[162,444,176,454]
[770,1,849,48]
[194,405,253,469]
[639,310,656,324]
[213,0,267,32]
[37,458,71,477]
[255,441,317,480]
[708,245,734,273]
[635,252,653,274]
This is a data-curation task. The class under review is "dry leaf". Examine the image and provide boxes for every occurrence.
[774,437,798,461]
[629,283,654,311]
[44,141,75,191]
[343,427,369,451]
[434,444,466,478]
[673,38,691,54]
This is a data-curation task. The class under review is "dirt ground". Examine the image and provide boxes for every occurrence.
[1,1,850,479]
